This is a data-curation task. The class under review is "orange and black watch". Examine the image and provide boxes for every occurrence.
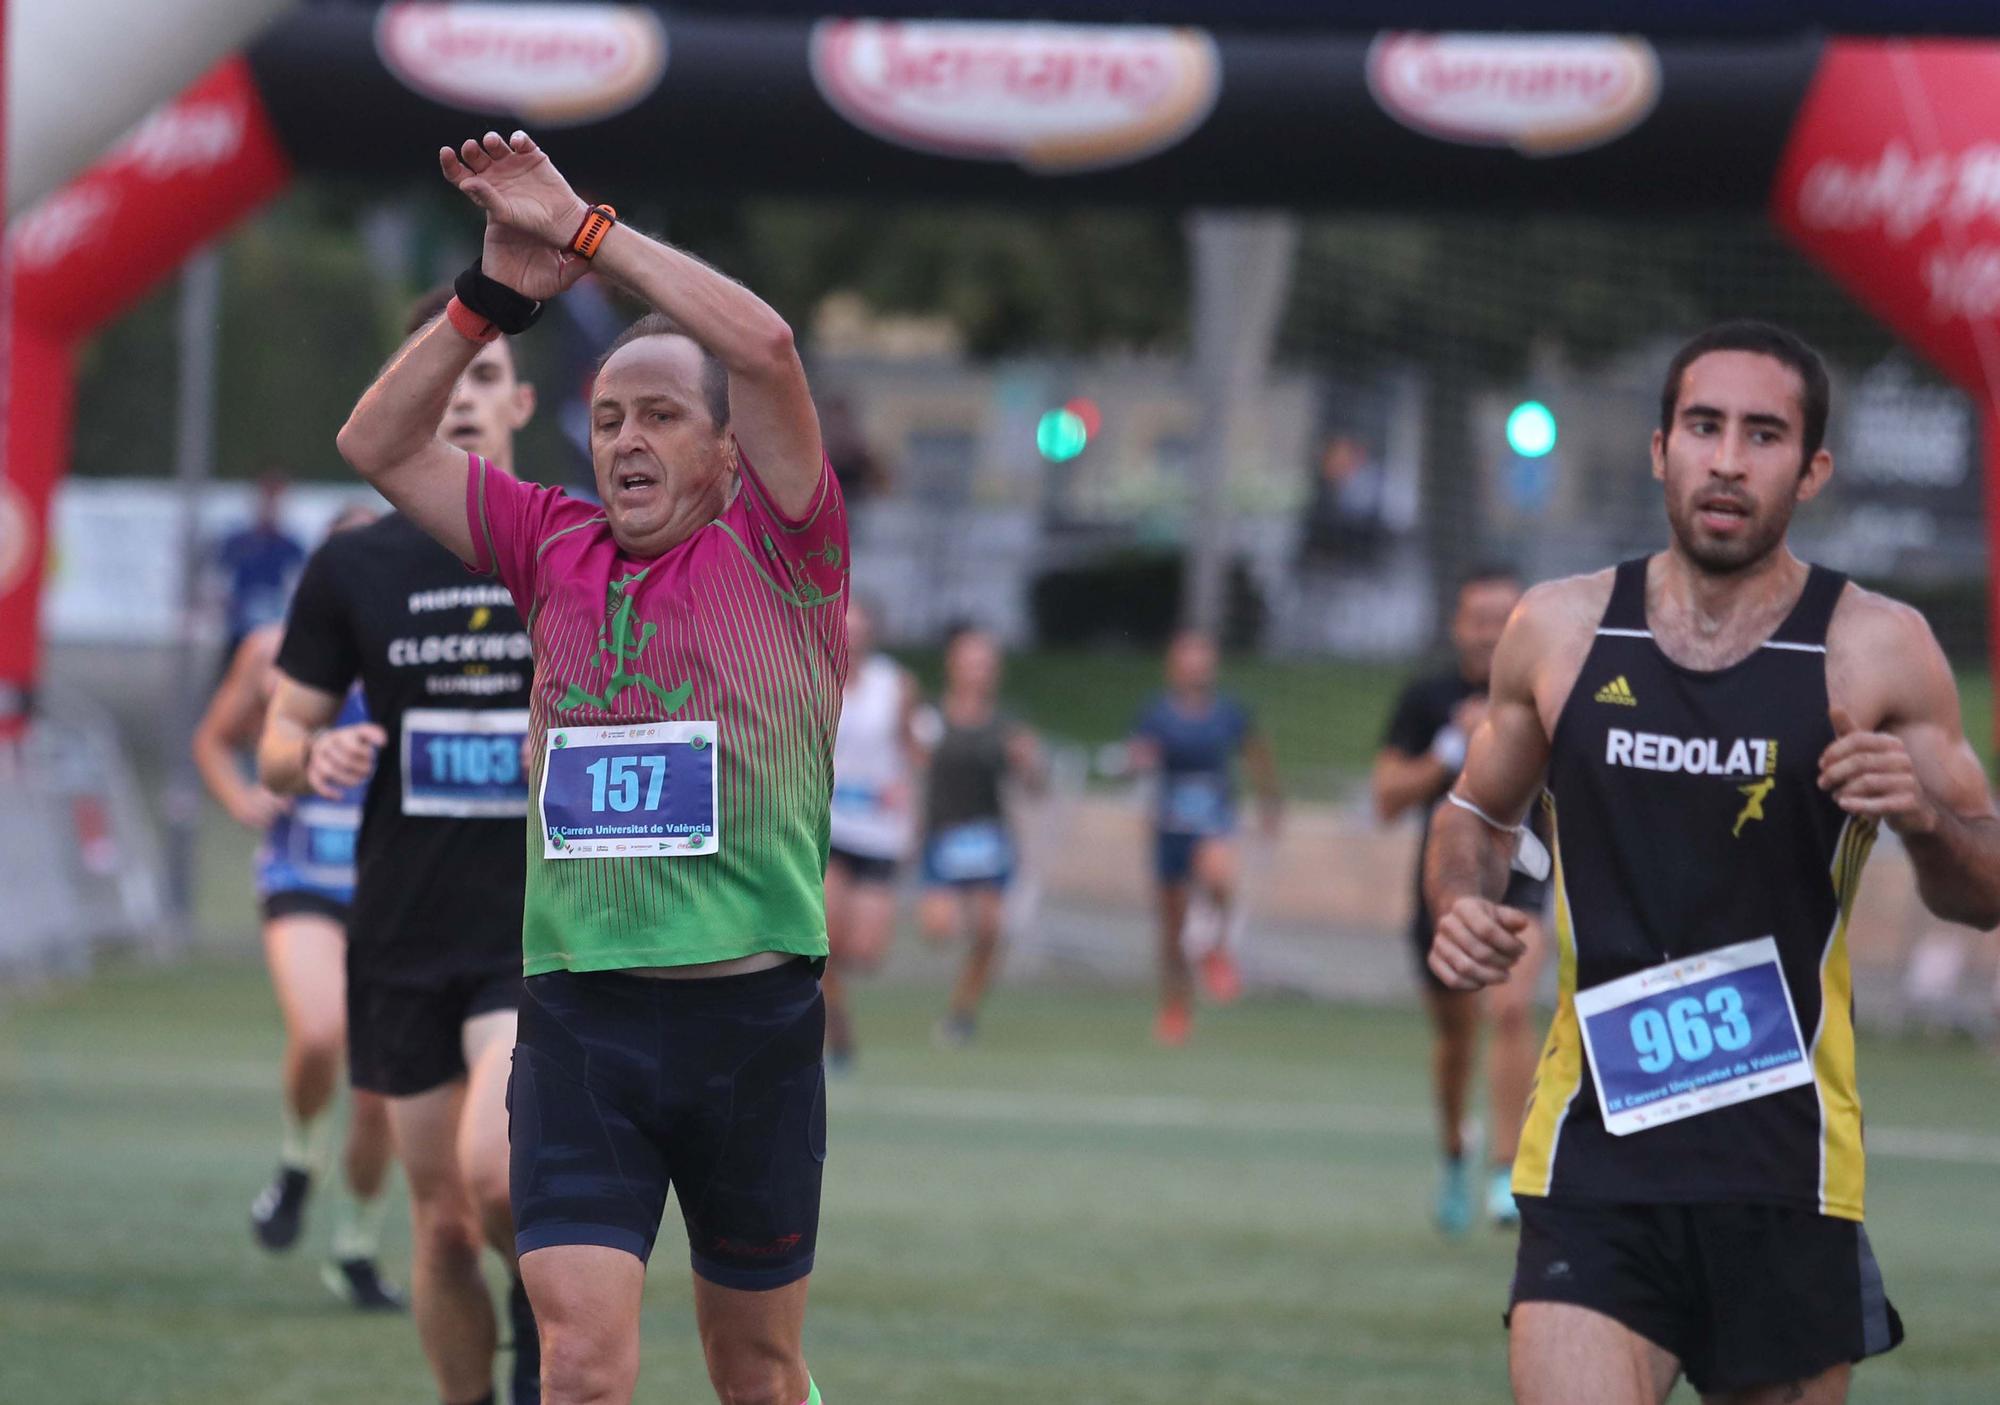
[569,203,618,259]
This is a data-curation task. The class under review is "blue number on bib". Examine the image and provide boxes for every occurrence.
[1629,984,1760,1074]
[583,755,667,813]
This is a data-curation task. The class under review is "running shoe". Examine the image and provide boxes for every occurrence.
[1487,1167,1521,1229]
[1200,946,1243,1004]
[1153,1001,1192,1048]
[1433,1155,1474,1237]
[250,1165,312,1252]
[321,1257,406,1312]
[932,1012,977,1049]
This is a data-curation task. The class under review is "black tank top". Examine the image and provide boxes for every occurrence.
[1515,557,1876,1221]
[923,710,1013,835]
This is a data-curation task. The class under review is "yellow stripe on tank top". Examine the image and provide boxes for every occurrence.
[1813,815,1876,1222]
[1513,795,1584,1198]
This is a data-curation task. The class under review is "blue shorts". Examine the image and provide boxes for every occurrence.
[1153,828,1235,884]
[507,961,827,1290]
[921,819,1015,890]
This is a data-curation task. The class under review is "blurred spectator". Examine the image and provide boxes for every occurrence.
[822,394,890,502]
[1298,432,1389,566]
[213,471,305,661]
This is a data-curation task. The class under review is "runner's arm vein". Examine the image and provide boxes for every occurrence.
[335,317,481,563]
[589,224,824,519]
[1423,599,1553,920]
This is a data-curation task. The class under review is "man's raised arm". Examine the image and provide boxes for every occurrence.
[334,320,480,561]
[439,130,823,519]
[1424,594,1558,990]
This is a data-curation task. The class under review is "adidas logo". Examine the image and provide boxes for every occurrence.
[1594,676,1638,706]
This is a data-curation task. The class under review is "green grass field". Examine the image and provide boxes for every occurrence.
[6,956,2000,1404]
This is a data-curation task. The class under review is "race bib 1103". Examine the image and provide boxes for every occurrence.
[1574,935,1812,1137]
[402,708,530,818]
[538,721,719,860]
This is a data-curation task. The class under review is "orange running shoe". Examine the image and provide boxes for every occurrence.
[1154,1001,1192,1047]
[1200,946,1243,1004]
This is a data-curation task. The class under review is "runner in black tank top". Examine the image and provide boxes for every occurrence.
[1522,557,1862,1213]
[1422,323,2000,1405]
[916,626,1045,1048]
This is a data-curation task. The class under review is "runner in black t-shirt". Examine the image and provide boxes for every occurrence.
[1373,566,1549,1237]
[258,290,541,1405]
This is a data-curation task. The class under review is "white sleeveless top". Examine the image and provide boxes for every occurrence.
[830,654,915,859]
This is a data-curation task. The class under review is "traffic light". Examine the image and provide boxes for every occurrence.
[1505,400,1558,458]
[1036,397,1101,463]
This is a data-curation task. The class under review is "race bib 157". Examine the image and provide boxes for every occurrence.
[538,721,720,860]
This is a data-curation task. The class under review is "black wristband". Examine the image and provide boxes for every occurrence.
[453,259,543,336]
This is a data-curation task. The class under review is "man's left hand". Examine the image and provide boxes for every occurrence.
[1819,705,1939,836]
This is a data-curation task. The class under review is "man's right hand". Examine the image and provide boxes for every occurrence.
[307,722,387,799]
[440,130,588,247]
[1429,895,1532,990]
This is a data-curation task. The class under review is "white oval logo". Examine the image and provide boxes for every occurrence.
[811,20,1220,174]
[376,3,667,128]
[1368,33,1660,158]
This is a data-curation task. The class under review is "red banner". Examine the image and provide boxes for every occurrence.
[9,56,292,340]
[0,55,292,728]
[1772,39,2000,750]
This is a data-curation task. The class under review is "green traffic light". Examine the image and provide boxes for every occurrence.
[1037,408,1089,462]
[1506,401,1557,458]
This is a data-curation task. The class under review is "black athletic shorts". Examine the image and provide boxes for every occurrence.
[260,890,350,926]
[347,970,523,1098]
[508,961,827,1291]
[1509,1196,1903,1395]
[827,845,898,885]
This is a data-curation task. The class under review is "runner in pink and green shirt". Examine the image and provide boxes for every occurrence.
[335,128,838,1405]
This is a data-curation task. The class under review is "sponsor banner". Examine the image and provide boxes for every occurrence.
[653,2,2000,35]
[8,56,292,339]
[248,9,1814,208]
[1772,41,2000,747]
[1773,41,2000,398]
[0,330,73,718]
[811,20,1220,172]
[374,2,668,127]
[1367,33,1660,157]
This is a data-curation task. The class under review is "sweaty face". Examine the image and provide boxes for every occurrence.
[1654,350,1829,576]
[589,335,733,555]
[1166,634,1218,693]
[1451,579,1521,686]
[440,341,532,466]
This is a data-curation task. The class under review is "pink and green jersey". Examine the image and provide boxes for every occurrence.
[467,452,848,975]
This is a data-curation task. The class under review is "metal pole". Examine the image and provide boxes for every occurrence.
[1183,211,1297,639]
[162,246,224,947]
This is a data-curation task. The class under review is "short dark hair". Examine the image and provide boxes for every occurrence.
[595,313,731,430]
[404,285,454,336]
[1659,320,1830,469]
